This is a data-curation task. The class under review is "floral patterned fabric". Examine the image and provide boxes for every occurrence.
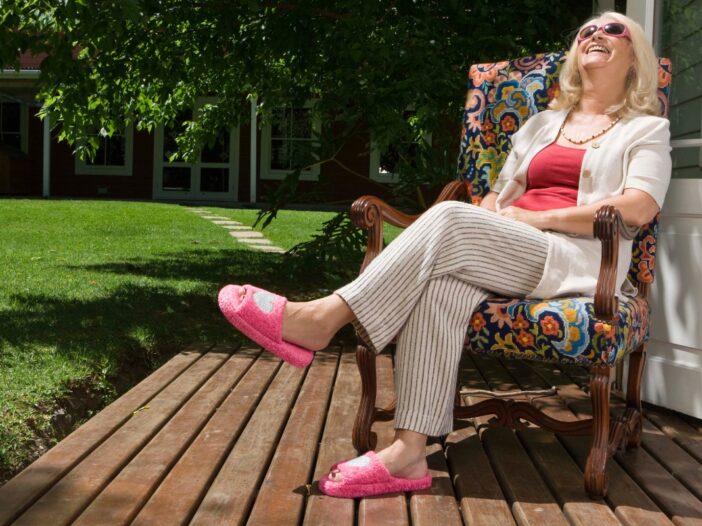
[466,296,649,366]
[457,51,567,202]
[457,53,671,367]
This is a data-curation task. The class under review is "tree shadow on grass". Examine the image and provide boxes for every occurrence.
[66,248,298,287]
[1,248,325,376]
[1,247,339,481]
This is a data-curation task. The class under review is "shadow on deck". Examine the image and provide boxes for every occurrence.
[1,344,701,525]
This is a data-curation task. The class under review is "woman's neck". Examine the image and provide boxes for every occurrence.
[578,70,627,114]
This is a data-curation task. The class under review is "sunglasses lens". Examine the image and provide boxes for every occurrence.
[579,25,597,40]
[604,23,626,35]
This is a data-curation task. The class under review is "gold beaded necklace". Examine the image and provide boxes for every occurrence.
[559,112,622,145]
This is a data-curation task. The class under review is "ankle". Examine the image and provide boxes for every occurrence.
[281,301,333,351]
[384,436,426,462]
[306,296,352,335]
[376,442,428,478]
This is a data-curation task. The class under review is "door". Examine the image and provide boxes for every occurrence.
[153,104,239,202]
[632,0,702,418]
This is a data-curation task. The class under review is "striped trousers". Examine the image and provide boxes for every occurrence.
[335,201,550,436]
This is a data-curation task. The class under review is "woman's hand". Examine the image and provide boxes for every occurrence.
[497,206,546,229]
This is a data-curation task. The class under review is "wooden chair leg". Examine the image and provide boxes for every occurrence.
[585,364,611,499]
[352,343,377,453]
[625,343,646,448]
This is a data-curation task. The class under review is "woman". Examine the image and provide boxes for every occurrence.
[218,11,671,498]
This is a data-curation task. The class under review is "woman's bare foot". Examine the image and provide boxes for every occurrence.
[280,294,355,351]
[328,430,429,481]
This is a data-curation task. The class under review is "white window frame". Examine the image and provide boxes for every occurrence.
[74,125,134,176]
[646,0,702,168]
[260,104,320,182]
[152,98,240,200]
[0,101,28,154]
[625,0,702,420]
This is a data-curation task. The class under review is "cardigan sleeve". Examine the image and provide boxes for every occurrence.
[624,116,672,209]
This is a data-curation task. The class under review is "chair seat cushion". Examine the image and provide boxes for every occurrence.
[465,296,650,367]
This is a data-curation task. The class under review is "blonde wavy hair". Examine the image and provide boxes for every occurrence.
[550,11,660,118]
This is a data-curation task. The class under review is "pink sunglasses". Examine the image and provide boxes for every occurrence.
[577,22,631,43]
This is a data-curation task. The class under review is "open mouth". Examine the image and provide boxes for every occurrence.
[586,44,610,54]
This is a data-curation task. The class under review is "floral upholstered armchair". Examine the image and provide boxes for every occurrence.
[349,51,672,498]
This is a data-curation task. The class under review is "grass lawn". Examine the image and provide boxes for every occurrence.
[0,199,362,481]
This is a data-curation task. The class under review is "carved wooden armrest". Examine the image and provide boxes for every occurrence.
[350,181,469,272]
[593,205,640,320]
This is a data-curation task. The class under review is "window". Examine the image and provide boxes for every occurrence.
[260,106,320,181]
[75,126,134,176]
[153,101,239,199]
[659,0,702,179]
[161,110,231,192]
[0,102,22,150]
[161,110,195,192]
[369,110,432,183]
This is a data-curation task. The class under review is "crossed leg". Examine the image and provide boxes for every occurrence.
[272,203,550,487]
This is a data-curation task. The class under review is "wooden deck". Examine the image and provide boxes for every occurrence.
[1,344,701,526]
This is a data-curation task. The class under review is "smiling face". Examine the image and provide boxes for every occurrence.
[576,17,634,75]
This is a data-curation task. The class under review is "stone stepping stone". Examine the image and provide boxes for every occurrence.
[254,246,286,253]
[238,238,273,245]
[230,231,265,239]
[212,220,244,225]
[188,210,280,251]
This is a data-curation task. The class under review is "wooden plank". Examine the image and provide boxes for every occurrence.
[132,349,279,526]
[562,435,676,526]
[11,350,230,526]
[303,350,360,526]
[446,424,516,526]
[358,353,409,526]
[472,354,522,392]
[645,405,702,464]
[72,347,260,526]
[500,360,622,526]
[641,420,702,501]
[614,448,702,526]
[680,415,702,434]
[553,370,702,525]
[189,358,307,526]
[0,345,208,526]
[246,351,339,526]
[469,356,570,526]
[518,428,622,526]
[529,362,674,526]
[557,364,590,388]
[482,426,569,526]
[447,355,516,526]
[409,441,463,526]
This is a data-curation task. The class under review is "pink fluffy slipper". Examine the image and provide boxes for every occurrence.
[218,284,314,368]
[319,451,432,498]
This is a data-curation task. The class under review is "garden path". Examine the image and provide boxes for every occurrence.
[187,207,286,254]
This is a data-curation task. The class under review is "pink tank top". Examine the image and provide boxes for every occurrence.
[510,143,585,211]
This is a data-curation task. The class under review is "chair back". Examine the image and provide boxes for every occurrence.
[456,52,672,289]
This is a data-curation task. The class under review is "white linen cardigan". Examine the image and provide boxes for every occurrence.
[492,109,672,300]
